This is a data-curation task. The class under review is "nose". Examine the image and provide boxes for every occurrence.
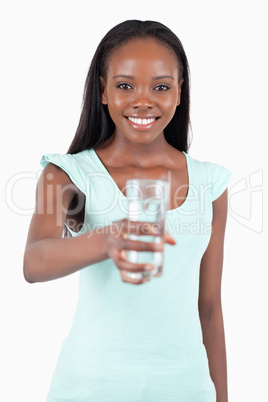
[130,91,155,110]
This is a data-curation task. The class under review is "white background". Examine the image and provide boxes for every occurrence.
[1,1,267,401]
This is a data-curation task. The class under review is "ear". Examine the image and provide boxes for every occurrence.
[176,79,184,106]
[100,77,108,105]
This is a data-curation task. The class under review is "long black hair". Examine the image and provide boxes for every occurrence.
[68,20,191,154]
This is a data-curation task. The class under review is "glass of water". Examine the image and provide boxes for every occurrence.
[125,179,169,280]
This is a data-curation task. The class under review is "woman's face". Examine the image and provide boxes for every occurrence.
[101,38,183,145]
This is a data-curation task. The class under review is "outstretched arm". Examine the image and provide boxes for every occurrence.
[198,189,229,402]
[23,163,110,282]
[23,163,174,283]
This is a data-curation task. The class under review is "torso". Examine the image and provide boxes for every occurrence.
[66,145,189,231]
[94,146,189,211]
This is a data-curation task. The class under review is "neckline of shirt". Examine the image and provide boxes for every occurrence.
[87,149,191,213]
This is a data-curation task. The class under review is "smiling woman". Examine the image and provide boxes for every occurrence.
[24,20,231,402]
[99,37,182,144]
[68,20,190,154]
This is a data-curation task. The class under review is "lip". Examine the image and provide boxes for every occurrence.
[125,116,160,130]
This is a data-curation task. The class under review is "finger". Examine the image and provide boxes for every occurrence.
[119,237,164,252]
[117,252,155,273]
[120,269,151,285]
[122,219,161,237]
[164,232,176,245]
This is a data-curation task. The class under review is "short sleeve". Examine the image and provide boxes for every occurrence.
[209,162,232,202]
[40,153,86,194]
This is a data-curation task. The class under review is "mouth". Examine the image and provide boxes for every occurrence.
[125,116,160,129]
[128,117,157,125]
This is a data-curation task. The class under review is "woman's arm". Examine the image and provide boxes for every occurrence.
[23,163,171,283]
[23,163,110,282]
[198,189,229,402]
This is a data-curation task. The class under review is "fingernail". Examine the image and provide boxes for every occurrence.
[145,264,154,271]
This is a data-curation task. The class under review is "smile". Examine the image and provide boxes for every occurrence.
[127,117,157,125]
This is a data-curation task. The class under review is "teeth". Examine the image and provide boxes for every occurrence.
[128,117,156,125]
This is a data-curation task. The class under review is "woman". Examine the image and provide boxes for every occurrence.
[24,20,230,401]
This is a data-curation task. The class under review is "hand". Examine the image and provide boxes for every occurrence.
[106,218,176,285]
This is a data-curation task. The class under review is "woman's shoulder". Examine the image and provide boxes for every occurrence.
[40,149,96,194]
[186,152,231,175]
[185,152,232,202]
[40,149,94,167]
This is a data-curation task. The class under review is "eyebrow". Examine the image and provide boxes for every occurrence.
[112,74,174,80]
[153,75,174,80]
[112,75,135,79]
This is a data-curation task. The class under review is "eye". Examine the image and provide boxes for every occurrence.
[154,84,170,92]
[117,83,133,90]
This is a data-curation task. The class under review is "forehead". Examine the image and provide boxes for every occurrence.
[107,38,179,76]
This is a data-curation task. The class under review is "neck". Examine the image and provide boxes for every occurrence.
[97,131,174,169]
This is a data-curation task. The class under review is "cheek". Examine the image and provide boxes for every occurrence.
[162,94,179,114]
[108,90,127,111]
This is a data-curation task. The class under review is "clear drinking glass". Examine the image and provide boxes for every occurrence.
[125,179,169,280]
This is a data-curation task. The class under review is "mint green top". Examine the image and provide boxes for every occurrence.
[41,149,231,402]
